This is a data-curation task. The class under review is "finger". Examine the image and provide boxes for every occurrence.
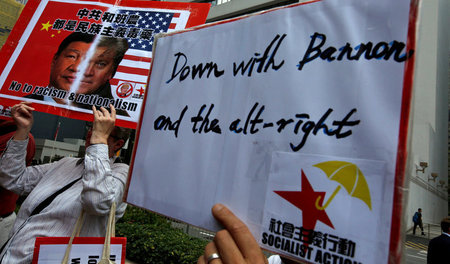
[92,105,99,119]
[99,106,110,118]
[19,101,34,110]
[212,204,263,261]
[17,101,33,108]
[18,109,33,118]
[109,104,116,120]
[203,242,223,264]
[11,104,21,113]
[197,255,205,264]
[21,104,35,112]
[214,230,245,263]
[16,105,33,118]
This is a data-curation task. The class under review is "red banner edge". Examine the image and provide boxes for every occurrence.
[388,0,419,263]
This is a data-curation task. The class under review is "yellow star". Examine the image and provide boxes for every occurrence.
[41,21,52,31]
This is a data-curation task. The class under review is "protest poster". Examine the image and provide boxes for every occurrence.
[0,0,210,128]
[32,237,126,264]
[126,0,417,263]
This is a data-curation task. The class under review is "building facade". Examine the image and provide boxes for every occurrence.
[405,0,449,226]
[0,0,24,48]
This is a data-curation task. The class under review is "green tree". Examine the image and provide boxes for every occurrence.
[116,206,209,264]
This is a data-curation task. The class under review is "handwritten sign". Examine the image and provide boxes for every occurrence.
[0,0,210,128]
[126,0,416,263]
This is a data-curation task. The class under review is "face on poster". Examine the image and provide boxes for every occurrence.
[0,0,210,128]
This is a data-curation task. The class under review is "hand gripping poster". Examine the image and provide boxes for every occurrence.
[126,0,417,263]
[0,0,210,128]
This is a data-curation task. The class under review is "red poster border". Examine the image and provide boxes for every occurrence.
[388,0,419,263]
[0,0,210,129]
[32,236,126,264]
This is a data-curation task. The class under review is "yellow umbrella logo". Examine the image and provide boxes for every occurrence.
[313,161,372,211]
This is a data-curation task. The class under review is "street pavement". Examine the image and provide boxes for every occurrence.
[404,233,429,263]
[404,223,442,264]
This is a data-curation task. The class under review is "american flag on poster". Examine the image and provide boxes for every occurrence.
[108,8,189,103]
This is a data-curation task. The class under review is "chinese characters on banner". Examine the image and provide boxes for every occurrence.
[0,0,210,128]
[125,0,417,263]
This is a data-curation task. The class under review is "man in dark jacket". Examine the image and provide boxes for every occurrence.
[427,217,450,263]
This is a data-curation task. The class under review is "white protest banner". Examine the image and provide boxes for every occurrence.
[32,237,126,264]
[126,0,417,263]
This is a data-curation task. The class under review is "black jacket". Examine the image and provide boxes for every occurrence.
[427,233,450,264]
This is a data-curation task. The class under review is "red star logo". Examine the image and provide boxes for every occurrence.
[137,87,145,96]
[274,170,334,236]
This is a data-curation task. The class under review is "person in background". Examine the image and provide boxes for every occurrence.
[427,216,450,264]
[413,208,425,236]
[0,102,131,263]
[0,120,35,249]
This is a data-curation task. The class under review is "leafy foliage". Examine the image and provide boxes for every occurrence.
[116,205,208,264]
